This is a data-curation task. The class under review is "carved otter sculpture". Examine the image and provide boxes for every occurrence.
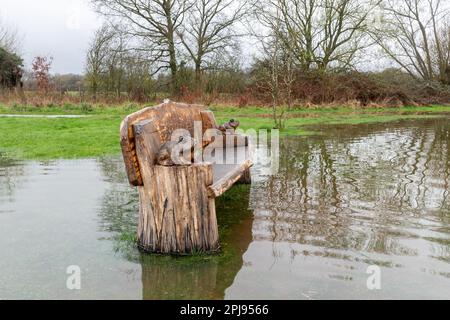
[218,119,240,134]
[156,135,197,166]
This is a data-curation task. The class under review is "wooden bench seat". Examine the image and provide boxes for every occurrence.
[211,145,252,197]
[120,101,253,254]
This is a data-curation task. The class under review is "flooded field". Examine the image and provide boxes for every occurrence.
[1,117,449,299]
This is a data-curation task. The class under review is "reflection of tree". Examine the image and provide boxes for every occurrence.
[96,157,254,299]
[432,121,450,213]
[251,119,450,259]
[97,158,139,233]
[0,153,26,202]
[252,137,357,250]
[97,157,140,261]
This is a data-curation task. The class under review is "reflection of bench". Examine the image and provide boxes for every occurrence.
[120,101,253,254]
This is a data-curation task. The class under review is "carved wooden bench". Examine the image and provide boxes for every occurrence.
[120,101,253,254]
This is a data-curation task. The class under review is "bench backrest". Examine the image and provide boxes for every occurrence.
[120,101,218,186]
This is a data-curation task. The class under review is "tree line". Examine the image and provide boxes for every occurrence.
[83,0,450,102]
[0,17,22,91]
[2,0,450,107]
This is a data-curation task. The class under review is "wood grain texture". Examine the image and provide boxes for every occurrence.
[121,101,253,254]
[137,163,219,254]
[120,101,207,186]
[200,110,218,131]
[133,118,219,253]
[208,159,253,198]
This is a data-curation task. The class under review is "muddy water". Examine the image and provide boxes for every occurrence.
[0,118,449,299]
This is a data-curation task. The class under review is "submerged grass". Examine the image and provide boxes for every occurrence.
[0,103,449,160]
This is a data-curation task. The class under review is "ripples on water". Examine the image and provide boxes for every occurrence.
[244,118,450,299]
[0,118,449,299]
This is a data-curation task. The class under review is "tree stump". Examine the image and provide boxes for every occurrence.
[137,164,219,254]
[133,119,219,254]
[121,102,253,255]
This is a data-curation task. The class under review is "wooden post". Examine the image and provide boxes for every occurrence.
[120,102,254,255]
[238,168,252,184]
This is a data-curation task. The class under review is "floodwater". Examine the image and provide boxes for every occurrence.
[0,117,449,300]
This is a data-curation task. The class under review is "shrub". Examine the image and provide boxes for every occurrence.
[80,103,93,113]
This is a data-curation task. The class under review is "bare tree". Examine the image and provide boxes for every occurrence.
[104,30,128,97]
[177,0,250,87]
[85,24,128,98]
[253,7,295,128]
[92,0,191,92]
[432,21,450,84]
[374,0,449,83]
[86,24,156,99]
[0,16,21,53]
[86,24,117,98]
[316,0,379,70]
[255,0,378,72]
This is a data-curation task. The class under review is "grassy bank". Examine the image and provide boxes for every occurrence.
[0,103,449,159]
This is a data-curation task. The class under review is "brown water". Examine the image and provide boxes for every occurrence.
[0,118,449,299]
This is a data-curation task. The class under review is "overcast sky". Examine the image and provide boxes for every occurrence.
[1,0,424,75]
[1,0,102,74]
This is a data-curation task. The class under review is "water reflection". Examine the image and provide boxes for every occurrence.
[140,205,253,300]
[0,159,142,299]
[96,157,254,299]
[232,118,450,299]
[78,118,450,299]
[251,119,450,256]
[97,158,139,237]
[0,153,26,203]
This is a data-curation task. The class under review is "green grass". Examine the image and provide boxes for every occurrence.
[214,104,450,135]
[0,116,123,159]
[0,103,449,160]
[0,102,141,116]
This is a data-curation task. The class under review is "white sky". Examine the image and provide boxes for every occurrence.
[0,0,257,75]
[2,0,442,75]
[1,0,102,74]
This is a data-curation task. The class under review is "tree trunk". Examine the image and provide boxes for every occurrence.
[166,4,178,95]
[169,42,178,93]
[16,82,27,104]
[137,164,219,254]
[195,62,202,90]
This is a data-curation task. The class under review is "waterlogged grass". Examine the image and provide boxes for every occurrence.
[0,103,449,159]
[214,104,450,135]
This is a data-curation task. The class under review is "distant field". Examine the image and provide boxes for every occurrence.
[0,103,449,159]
